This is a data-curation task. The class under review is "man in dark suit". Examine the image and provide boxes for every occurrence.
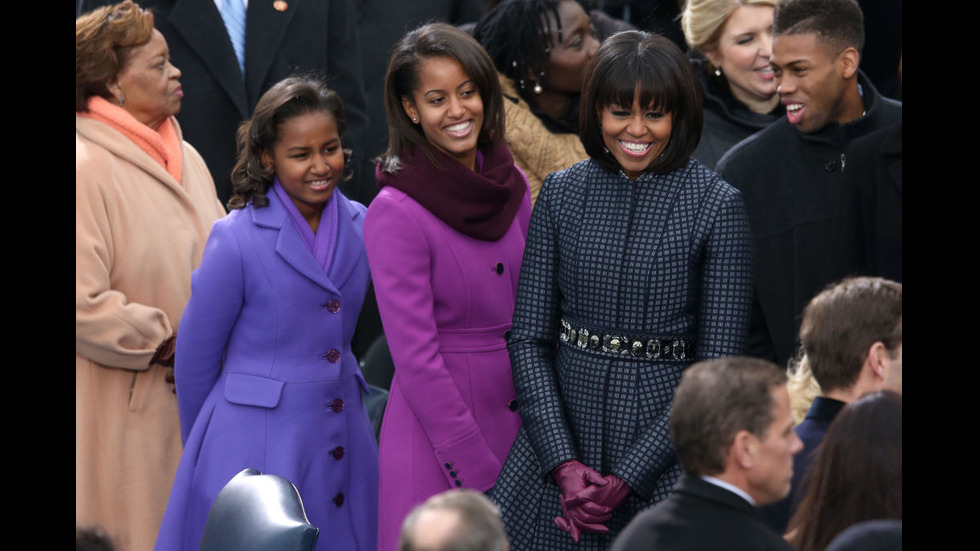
[761,276,902,533]
[611,357,802,551]
[715,0,902,368]
[78,0,372,207]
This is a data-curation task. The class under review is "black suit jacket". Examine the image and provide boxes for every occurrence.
[79,0,372,206]
[611,475,794,551]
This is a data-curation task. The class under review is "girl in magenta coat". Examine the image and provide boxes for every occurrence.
[155,77,378,551]
[364,23,531,551]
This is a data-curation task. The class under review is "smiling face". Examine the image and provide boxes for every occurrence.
[541,0,600,95]
[704,5,777,113]
[600,95,673,180]
[401,56,484,171]
[770,32,856,133]
[112,29,183,129]
[262,110,345,230]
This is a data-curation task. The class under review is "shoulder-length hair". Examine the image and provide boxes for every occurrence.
[786,390,902,551]
[227,75,351,210]
[580,30,702,174]
[377,22,505,174]
[76,0,155,112]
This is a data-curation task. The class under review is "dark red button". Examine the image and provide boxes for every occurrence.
[508,399,518,411]
[331,446,345,460]
[330,398,345,412]
[333,493,345,506]
[326,299,341,313]
[326,349,341,363]
[494,262,504,274]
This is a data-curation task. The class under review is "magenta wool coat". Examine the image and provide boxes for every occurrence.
[365,184,531,551]
[154,190,378,551]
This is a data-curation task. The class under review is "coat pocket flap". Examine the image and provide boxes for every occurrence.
[224,373,284,408]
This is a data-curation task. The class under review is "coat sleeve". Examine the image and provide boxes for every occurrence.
[173,219,245,443]
[76,156,172,370]
[506,174,579,475]
[696,186,754,357]
[364,194,503,492]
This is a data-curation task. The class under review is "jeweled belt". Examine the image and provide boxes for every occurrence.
[558,318,696,361]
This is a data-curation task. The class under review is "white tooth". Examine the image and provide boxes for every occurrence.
[447,122,469,132]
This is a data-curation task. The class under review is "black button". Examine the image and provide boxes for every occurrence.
[445,462,452,470]
[454,480,462,487]
[333,493,345,506]
[508,399,518,411]
[331,446,345,460]
[450,470,457,478]
[503,330,511,340]
[494,262,504,274]
[824,160,838,172]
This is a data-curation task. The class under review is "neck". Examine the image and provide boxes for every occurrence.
[531,89,572,121]
[834,81,866,125]
[730,85,781,115]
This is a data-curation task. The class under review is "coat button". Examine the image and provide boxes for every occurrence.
[508,399,519,412]
[454,480,462,487]
[326,349,341,363]
[494,262,504,275]
[444,462,453,470]
[330,398,345,412]
[503,330,511,340]
[824,160,838,172]
[331,446,345,460]
[333,493,345,506]
[326,299,341,313]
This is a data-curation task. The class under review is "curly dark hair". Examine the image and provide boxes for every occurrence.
[227,75,352,210]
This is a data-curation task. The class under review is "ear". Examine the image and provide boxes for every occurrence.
[260,149,274,172]
[866,341,888,381]
[401,97,418,124]
[731,430,757,470]
[106,80,123,104]
[837,47,860,79]
[702,46,723,70]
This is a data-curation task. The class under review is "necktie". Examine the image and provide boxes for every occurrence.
[221,0,246,78]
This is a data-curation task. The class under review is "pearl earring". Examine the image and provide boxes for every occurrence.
[533,82,543,95]
[714,67,722,77]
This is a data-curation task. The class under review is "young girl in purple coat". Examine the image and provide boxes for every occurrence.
[155,76,378,551]
[364,22,531,551]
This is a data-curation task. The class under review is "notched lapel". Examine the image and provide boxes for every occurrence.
[326,194,366,291]
[168,0,249,117]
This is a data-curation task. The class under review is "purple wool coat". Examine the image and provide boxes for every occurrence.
[365,182,531,551]
[154,189,378,551]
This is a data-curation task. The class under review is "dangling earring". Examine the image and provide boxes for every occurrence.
[119,95,126,106]
[533,82,543,95]
[714,67,722,77]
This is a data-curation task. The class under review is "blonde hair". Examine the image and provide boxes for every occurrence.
[681,0,778,52]
[786,353,821,425]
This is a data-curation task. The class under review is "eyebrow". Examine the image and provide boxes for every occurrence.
[423,79,475,97]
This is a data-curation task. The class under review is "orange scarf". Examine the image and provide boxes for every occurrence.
[80,95,183,183]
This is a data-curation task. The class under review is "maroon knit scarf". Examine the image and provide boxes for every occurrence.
[375,142,526,241]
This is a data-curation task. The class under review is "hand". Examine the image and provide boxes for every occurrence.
[151,334,177,367]
[551,461,612,541]
[566,473,632,512]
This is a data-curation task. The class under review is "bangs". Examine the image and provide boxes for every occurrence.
[592,52,681,114]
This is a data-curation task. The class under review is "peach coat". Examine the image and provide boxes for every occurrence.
[76,114,225,551]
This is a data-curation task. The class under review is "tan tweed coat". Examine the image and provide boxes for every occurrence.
[76,114,225,551]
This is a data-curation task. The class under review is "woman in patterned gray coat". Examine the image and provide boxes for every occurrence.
[491,31,754,550]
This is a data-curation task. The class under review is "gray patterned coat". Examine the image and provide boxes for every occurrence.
[492,158,754,550]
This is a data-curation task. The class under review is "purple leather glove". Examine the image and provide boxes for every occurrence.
[551,460,612,542]
[566,473,632,512]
